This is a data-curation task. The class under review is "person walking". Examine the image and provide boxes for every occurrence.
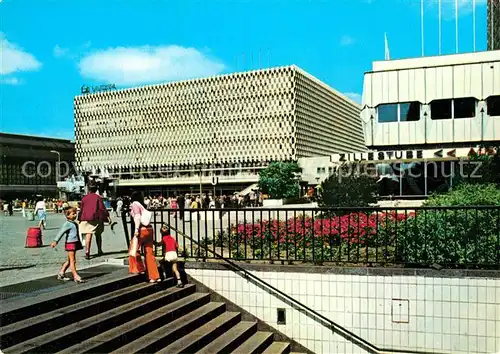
[79,180,108,260]
[116,198,123,218]
[34,198,47,229]
[121,196,131,248]
[128,191,160,283]
[7,201,13,216]
[177,194,185,221]
[170,195,178,218]
[51,207,86,283]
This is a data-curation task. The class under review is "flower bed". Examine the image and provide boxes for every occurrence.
[214,211,415,263]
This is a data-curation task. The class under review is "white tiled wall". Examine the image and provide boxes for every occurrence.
[188,269,500,354]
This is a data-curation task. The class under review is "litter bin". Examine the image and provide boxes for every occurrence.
[26,211,35,221]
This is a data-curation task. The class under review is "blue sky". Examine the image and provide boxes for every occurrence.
[0,0,489,140]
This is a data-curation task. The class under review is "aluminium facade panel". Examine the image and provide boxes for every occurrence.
[74,66,364,174]
[362,51,500,148]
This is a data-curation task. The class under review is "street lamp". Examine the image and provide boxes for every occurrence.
[195,163,203,201]
[50,150,61,200]
[293,172,301,198]
[50,150,61,181]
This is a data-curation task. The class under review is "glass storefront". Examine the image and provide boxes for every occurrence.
[376,160,469,197]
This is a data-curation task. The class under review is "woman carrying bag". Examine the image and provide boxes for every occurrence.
[128,191,160,283]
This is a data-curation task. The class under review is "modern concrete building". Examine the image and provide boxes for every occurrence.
[488,0,500,50]
[308,50,500,198]
[74,66,364,194]
[360,50,500,150]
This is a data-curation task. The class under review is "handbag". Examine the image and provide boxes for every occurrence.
[129,236,139,256]
[138,203,152,227]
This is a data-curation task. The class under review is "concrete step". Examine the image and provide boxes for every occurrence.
[0,269,139,327]
[57,292,210,354]
[3,284,196,354]
[262,341,292,354]
[1,265,307,354]
[196,321,257,354]
[156,312,242,354]
[0,279,173,349]
[110,301,226,354]
[231,331,275,354]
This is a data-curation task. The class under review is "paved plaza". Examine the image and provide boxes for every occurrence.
[0,212,129,287]
[0,206,317,287]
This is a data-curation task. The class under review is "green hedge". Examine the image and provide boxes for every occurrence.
[396,183,500,267]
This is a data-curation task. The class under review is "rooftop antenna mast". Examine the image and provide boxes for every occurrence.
[473,0,476,52]
[455,0,459,53]
[438,0,442,55]
[384,33,391,60]
[421,0,425,56]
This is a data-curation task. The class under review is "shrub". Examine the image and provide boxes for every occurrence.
[454,146,500,186]
[398,209,499,266]
[424,183,500,207]
[317,164,378,210]
[397,183,500,267]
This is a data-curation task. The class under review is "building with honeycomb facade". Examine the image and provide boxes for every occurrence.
[74,65,364,194]
[488,0,500,50]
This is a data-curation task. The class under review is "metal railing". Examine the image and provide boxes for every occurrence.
[122,209,452,354]
[123,206,500,269]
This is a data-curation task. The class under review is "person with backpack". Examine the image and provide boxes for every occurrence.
[128,191,160,283]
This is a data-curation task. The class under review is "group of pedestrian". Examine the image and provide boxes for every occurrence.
[51,182,182,286]
[127,191,183,286]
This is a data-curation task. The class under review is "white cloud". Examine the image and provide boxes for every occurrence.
[53,44,69,58]
[340,35,356,46]
[0,77,21,85]
[344,92,362,104]
[78,45,225,85]
[0,33,41,75]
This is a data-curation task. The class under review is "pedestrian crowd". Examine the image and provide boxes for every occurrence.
[6,185,270,285]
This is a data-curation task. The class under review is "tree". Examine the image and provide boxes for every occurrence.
[258,162,301,199]
[458,146,500,186]
[317,164,378,209]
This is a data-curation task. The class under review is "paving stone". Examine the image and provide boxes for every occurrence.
[0,213,129,287]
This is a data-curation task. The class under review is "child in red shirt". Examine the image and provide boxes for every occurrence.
[157,224,183,288]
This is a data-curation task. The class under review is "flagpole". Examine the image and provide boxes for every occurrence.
[455,0,459,53]
[421,0,425,56]
[472,0,476,52]
[438,0,442,55]
[385,33,390,60]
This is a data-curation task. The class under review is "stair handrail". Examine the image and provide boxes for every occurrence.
[167,224,439,354]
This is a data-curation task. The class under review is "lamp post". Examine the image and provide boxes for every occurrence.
[293,172,301,198]
[50,150,61,181]
[50,150,61,199]
[195,164,203,202]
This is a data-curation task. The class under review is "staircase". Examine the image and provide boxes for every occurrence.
[0,269,307,354]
